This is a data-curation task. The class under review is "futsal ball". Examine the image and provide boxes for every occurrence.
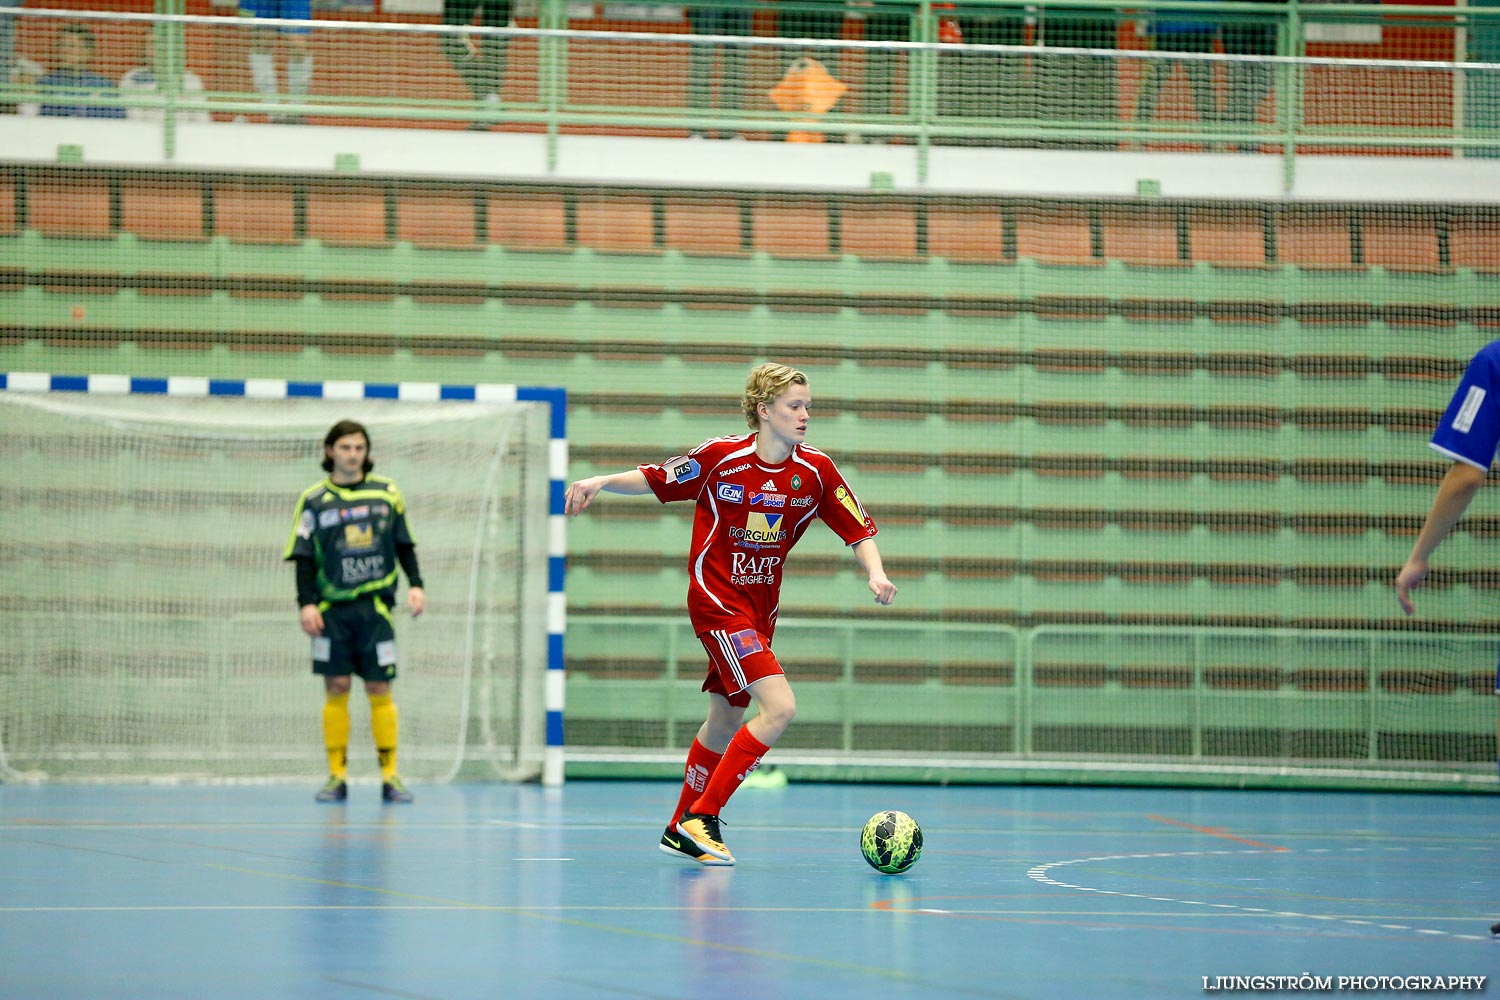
[860,810,923,874]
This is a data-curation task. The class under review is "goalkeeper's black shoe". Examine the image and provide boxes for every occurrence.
[315,777,348,803]
[382,777,414,804]
[676,811,733,862]
[659,825,733,866]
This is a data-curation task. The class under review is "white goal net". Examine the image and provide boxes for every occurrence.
[0,389,552,785]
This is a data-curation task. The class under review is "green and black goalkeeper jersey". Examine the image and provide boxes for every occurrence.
[283,475,422,606]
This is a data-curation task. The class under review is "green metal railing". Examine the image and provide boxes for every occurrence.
[566,614,1496,790]
[4,1,1498,186]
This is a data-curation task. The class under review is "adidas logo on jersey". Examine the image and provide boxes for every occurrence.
[761,479,777,491]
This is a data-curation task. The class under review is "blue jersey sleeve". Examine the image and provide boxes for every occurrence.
[1430,340,1500,470]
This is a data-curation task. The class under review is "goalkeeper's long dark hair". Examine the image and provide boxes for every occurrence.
[322,419,374,474]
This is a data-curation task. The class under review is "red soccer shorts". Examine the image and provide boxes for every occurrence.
[697,625,784,708]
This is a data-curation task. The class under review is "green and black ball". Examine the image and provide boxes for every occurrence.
[860,810,923,874]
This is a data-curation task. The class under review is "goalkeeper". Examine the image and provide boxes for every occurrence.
[284,420,425,804]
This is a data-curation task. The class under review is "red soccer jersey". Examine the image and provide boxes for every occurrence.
[639,433,879,636]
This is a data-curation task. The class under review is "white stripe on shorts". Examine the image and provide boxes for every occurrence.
[711,629,749,692]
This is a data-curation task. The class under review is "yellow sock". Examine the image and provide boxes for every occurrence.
[322,691,350,780]
[369,692,399,781]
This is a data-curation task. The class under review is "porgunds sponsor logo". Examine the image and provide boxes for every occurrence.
[343,523,375,550]
[729,511,786,546]
[730,552,781,586]
[717,482,745,503]
[717,462,752,477]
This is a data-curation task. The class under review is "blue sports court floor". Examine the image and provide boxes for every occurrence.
[1,780,1496,999]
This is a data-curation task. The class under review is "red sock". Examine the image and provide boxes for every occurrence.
[690,726,771,817]
[670,738,723,827]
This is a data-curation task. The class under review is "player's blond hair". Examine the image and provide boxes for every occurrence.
[742,363,808,429]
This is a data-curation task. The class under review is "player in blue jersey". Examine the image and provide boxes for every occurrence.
[1395,340,1500,785]
[285,420,425,803]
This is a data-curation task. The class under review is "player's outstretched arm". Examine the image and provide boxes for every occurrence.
[852,538,897,606]
[565,469,652,516]
[1396,461,1487,615]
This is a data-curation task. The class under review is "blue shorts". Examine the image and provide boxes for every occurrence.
[241,0,312,34]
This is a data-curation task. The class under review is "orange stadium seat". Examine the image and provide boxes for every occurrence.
[1101,206,1185,266]
[1449,210,1500,272]
[1187,206,1268,267]
[751,198,835,259]
[575,193,658,253]
[305,184,390,247]
[29,174,112,238]
[122,178,205,241]
[1013,204,1097,265]
[1361,210,1442,272]
[662,196,745,256]
[0,175,16,235]
[487,191,570,250]
[397,187,480,248]
[214,182,298,244]
[840,201,921,261]
[926,205,1007,263]
[1275,206,1357,269]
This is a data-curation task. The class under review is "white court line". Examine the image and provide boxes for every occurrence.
[1027,847,1483,943]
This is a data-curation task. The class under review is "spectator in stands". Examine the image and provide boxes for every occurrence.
[775,0,908,143]
[0,0,19,114]
[857,2,910,137]
[940,4,1026,146]
[1395,340,1500,781]
[779,0,845,76]
[1133,1,1218,142]
[38,23,125,119]
[120,37,211,124]
[12,56,40,116]
[686,0,752,138]
[1034,8,1118,148]
[1469,5,1500,158]
[1220,0,1278,152]
[771,0,848,139]
[780,0,852,80]
[442,0,511,130]
[237,0,314,124]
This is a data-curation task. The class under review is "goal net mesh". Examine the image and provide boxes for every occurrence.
[0,391,551,784]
